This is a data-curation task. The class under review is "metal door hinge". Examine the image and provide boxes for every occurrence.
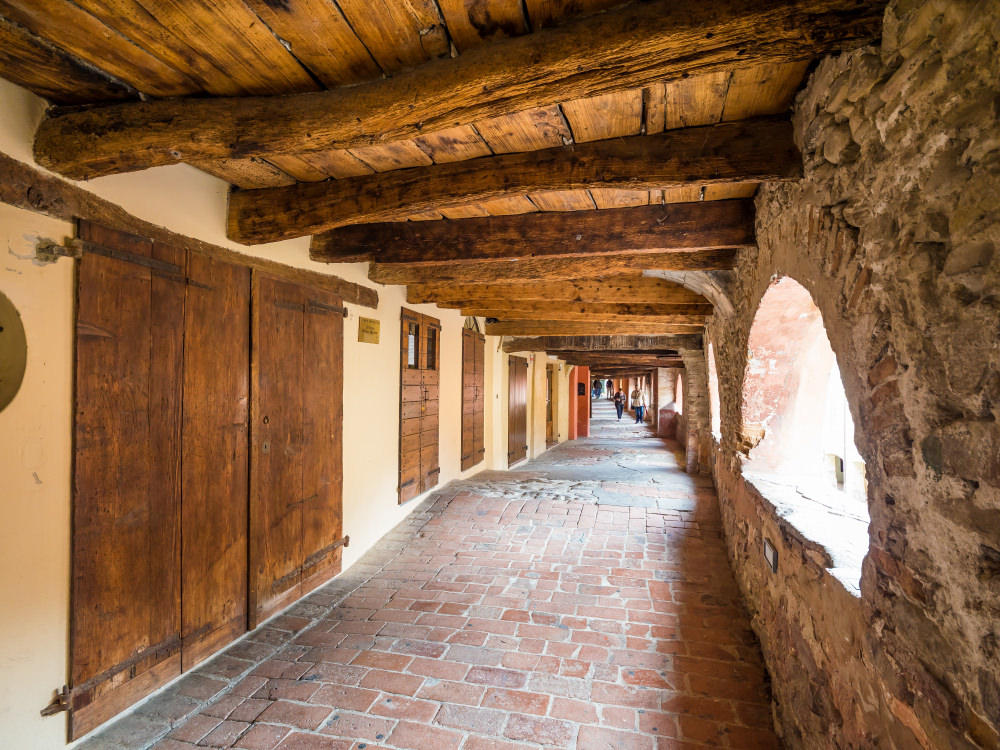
[41,686,69,717]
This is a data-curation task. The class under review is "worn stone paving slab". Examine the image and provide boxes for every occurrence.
[80,399,780,750]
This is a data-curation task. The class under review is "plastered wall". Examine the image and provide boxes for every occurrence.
[0,204,75,750]
[0,78,566,746]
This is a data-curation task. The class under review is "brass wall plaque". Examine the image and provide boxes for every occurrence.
[358,317,380,344]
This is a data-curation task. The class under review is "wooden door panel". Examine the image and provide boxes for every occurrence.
[181,254,250,670]
[71,222,183,739]
[400,449,422,472]
[400,309,441,501]
[420,429,438,448]
[401,384,424,403]
[401,416,422,436]
[251,276,305,627]
[508,356,528,466]
[401,432,421,454]
[402,401,423,420]
[461,329,485,471]
[421,414,439,433]
[301,290,344,597]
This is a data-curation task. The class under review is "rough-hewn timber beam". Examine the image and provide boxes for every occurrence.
[486,321,704,336]
[369,249,738,285]
[409,277,709,306]
[229,118,797,243]
[549,349,682,357]
[0,151,377,308]
[561,356,685,367]
[33,0,883,180]
[457,304,711,318]
[313,200,754,264]
[502,335,702,352]
[466,311,705,324]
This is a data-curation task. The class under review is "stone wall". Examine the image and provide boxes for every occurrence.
[707,0,1000,747]
[680,351,712,475]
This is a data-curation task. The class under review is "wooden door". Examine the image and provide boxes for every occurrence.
[300,292,345,595]
[546,366,555,444]
[72,222,184,738]
[400,309,441,502]
[461,327,485,471]
[181,254,251,669]
[508,356,529,466]
[251,276,345,627]
[473,333,485,466]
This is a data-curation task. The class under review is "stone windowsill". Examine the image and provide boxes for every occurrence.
[743,470,869,596]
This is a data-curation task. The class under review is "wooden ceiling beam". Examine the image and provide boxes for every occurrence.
[369,250,737,285]
[485,321,704,336]
[465,311,706,324]
[408,277,709,306]
[455,303,712,316]
[502,335,702,352]
[312,199,754,264]
[228,117,797,243]
[33,0,884,180]
[561,356,684,366]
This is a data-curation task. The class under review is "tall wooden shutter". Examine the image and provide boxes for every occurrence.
[72,225,345,736]
[399,309,441,502]
[181,254,251,669]
[508,356,529,466]
[72,222,185,739]
[461,328,485,471]
[251,276,345,627]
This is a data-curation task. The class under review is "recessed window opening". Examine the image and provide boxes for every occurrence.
[741,277,868,592]
[708,342,721,438]
[675,374,684,414]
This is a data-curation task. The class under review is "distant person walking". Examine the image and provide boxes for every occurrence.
[631,384,648,424]
[613,389,625,420]
[606,379,614,399]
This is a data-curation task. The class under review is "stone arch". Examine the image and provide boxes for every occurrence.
[740,277,840,474]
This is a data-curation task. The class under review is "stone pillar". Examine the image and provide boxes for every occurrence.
[680,350,711,474]
[657,368,679,439]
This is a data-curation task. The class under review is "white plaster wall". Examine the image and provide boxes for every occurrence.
[0,204,75,750]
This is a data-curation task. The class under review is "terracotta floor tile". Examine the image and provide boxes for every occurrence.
[83,401,779,750]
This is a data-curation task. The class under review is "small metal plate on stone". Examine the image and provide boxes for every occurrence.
[358,317,380,344]
[763,537,778,573]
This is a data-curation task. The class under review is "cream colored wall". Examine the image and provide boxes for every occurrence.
[0,204,75,750]
[0,79,525,746]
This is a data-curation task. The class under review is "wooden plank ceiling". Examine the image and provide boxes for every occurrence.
[1,0,884,367]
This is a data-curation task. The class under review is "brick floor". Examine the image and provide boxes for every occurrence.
[81,399,779,750]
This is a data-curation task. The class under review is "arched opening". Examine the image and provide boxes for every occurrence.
[741,277,868,590]
[675,373,683,415]
[707,341,721,439]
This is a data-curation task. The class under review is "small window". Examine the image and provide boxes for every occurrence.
[407,323,419,369]
[426,328,438,371]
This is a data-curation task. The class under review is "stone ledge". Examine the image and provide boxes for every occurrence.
[743,471,869,596]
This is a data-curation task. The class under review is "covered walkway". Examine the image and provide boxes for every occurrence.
[94,401,779,750]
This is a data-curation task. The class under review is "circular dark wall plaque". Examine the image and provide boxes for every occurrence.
[0,290,27,413]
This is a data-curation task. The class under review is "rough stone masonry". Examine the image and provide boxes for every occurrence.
[704,0,1000,747]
